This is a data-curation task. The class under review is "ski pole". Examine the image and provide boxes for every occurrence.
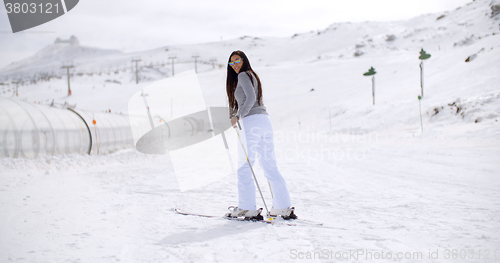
[234,120,270,215]
[267,180,274,199]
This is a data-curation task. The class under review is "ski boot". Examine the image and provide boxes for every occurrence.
[225,206,264,221]
[268,207,297,220]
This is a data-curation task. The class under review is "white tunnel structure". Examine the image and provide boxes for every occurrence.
[0,97,136,158]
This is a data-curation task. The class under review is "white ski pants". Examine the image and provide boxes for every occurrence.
[236,114,291,210]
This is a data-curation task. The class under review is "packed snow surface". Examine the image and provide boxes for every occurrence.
[1,0,499,262]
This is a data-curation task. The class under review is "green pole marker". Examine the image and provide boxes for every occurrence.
[363,67,377,105]
[418,49,431,97]
[418,95,423,133]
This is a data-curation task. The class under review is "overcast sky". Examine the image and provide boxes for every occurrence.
[0,0,472,69]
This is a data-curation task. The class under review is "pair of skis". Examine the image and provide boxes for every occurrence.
[175,208,323,227]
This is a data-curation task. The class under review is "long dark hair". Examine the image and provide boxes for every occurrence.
[226,50,263,113]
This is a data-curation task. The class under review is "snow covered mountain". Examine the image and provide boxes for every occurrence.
[1,1,499,262]
[0,35,123,75]
[1,0,499,78]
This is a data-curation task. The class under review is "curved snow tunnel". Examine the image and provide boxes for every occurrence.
[0,97,232,158]
[0,97,135,158]
[74,109,136,156]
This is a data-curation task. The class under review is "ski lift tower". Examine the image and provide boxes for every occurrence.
[192,53,200,73]
[169,54,177,76]
[12,80,21,96]
[61,61,74,96]
[131,56,142,84]
[209,57,217,69]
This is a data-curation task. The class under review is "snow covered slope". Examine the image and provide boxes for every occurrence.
[1,0,499,262]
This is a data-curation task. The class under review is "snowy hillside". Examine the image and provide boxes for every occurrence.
[1,36,123,75]
[2,0,499,78]
[1,0,499,262]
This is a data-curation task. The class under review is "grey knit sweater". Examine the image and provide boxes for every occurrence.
[231,71,268,119]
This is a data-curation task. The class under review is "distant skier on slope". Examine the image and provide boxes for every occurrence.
[225,50,296,220]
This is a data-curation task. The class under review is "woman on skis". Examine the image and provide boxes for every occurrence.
[225,50,296,220]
